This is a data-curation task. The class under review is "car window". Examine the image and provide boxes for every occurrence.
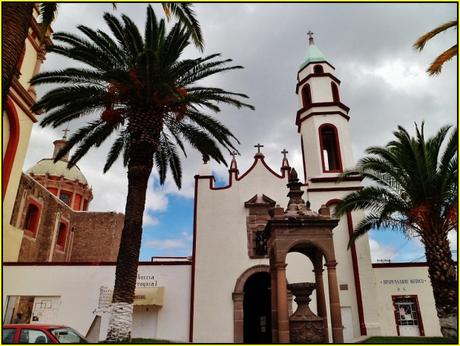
[51,328,87,343]
[2,328,16,343]
[19,329,51,343]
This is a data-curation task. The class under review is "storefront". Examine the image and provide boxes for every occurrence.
[372,263,442,337]
[3,261,191,342]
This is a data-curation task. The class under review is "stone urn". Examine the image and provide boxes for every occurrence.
[288,282,327,343]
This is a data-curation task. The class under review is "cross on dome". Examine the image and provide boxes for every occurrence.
[62,128,70,139]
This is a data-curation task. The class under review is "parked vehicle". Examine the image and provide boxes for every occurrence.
[2,324,88,343]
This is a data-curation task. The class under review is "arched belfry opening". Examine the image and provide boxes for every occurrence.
[302,84,312,107]
[313,65,324,74]
[319,124,342,172]
[260,168,344,343]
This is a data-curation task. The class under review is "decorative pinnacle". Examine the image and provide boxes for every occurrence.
[289,167,299,182]
[254,143,264,154]
[307,30,314,46]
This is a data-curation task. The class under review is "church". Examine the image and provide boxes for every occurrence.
[3,21,443,343]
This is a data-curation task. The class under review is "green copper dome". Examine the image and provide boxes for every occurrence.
[299,44,328,70]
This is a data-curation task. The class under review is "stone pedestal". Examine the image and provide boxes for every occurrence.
[288,282,327,343]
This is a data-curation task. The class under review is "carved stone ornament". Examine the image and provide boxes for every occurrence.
[288,282,327,343]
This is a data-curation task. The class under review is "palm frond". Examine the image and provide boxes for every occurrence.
[413,20,457,51]
[38,3,58,41]
[162,3,203,50]
[337,123,457,246]
[427,45,458,75]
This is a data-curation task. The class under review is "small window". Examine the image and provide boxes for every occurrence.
[59,192,71,206]
[331,82,340,102]
[56,222,68,250]
[313,65,324,74]
[302,84,312,108]
[24,203,40,236]
[320,124,342,172]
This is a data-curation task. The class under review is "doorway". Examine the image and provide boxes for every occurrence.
[393,296,424,336]
[243,272,272,343]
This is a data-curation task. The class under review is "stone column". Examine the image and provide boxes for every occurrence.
[270,266,279,343]
[276,262,290,343]
[232,292,244,343]
[313,266,328,341]
[326,261,343,343]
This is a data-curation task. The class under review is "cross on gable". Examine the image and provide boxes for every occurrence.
[281,149,289,159]
[230,151,238,160]
[254,143,264,153]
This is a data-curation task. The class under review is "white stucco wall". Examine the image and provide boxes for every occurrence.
[3,263,191,342]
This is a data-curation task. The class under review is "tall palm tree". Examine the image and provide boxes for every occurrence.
[414,20,457,75]
[335,123,457,339]
[30,6,253,342]
[1,2,201,108]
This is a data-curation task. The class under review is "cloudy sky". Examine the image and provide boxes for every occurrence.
[24,3,457,261]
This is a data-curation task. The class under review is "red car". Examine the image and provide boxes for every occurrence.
[2,324,88,344]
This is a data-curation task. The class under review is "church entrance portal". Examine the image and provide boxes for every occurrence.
[243,272,272,343]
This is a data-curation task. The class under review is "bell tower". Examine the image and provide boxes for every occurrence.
[296,32,355,182]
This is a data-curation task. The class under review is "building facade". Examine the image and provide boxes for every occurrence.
[3,5,52,261]
[3,36,446,342]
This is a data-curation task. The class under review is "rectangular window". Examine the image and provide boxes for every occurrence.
[56,222,68,250]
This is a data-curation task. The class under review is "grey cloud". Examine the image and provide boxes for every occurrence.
[26,3,457,208]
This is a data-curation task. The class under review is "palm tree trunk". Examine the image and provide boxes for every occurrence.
[105,142,154,342]
[423,231,457,339]
[2,2,34,108]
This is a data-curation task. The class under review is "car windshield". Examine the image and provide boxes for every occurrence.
[50,328,87,343]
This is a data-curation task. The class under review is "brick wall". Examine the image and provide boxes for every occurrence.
[10,173,124,262]
[11,174,72,262]
[70,211,124,262]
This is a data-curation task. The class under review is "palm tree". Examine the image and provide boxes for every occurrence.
[1,2,201,109]
[30,6,253,342]
[335,123,457,339]
[414,20,457,75]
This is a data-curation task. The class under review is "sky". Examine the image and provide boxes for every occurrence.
[23,3,457,262]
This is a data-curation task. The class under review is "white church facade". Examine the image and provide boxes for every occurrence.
[3,38,444,342]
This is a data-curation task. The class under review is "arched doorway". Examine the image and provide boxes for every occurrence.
[243,272,272,343]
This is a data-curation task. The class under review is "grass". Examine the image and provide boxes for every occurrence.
[362,336,457,344]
